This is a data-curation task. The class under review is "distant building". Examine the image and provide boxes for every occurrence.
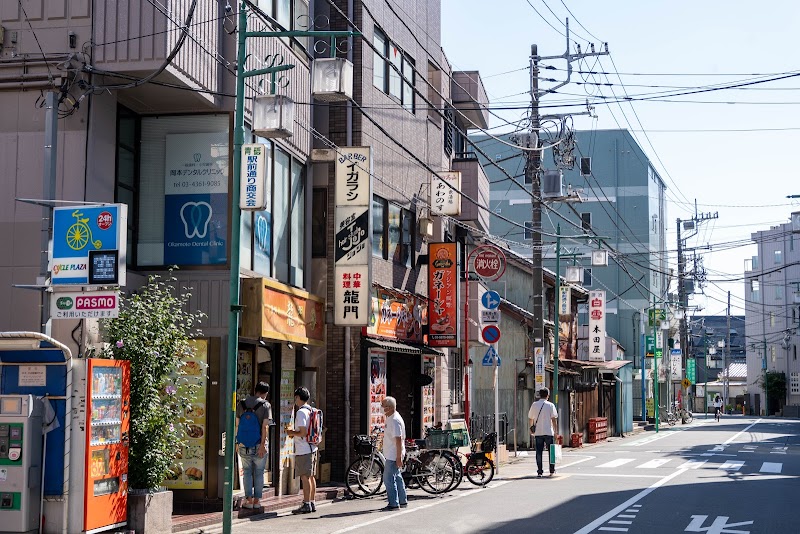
[687,315,746,410]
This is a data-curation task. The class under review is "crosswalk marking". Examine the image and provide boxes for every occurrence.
[760,462,782,473]
[636,459,671,469]
[598,458,635,468]
[608,520,633,525]
[617,515,636,519]
[678,459,708,469]
[598,528,628,532]
[719,461,744,471]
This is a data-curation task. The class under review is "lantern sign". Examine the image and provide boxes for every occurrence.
[473,245,506,281]
[430,171,461,216]
[588,290,606,362]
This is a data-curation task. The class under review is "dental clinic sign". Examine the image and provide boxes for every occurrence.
[51,204,127,286]
[164,132,228,265]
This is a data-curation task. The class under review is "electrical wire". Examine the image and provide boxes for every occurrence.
[18,0,55,84]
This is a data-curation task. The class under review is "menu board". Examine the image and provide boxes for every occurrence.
[369,352,387,434]
[279,370,295,467]
[164,339,208,490]
[236,349,254,403]
[422,355,435,430]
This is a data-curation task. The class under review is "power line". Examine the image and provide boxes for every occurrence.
[18,0,55,83]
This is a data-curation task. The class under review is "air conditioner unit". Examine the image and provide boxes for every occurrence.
[542,170,563,198]
[580,157,591,176]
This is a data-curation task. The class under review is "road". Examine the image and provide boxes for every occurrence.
[195,416,799,534]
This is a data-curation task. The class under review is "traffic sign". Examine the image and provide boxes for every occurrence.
[682,378,691,389]
[480,309,501,324]
[481,325,501,344]
[481,290,501,310]
[473,245,506,281]
[482,346,500,366]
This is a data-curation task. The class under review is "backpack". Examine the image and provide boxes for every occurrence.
[236,400,263,448]
[302,406,323,445]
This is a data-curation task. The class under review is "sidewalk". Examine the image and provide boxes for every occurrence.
[174,426,650,533]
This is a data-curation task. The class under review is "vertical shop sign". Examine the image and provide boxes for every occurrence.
[279,370,295,467]
[334,147,372,325]
[164,132,228,266]
[368,352,387,433]
[534,346,545,392]
[430,171,461,216]
[422,355,436,431]
[164,339,208,490]
[588,290,606,362]
[240,143,268,210]
[428,243,458,347]
[558,286,571,317]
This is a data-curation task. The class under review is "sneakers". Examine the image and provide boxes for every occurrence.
[549,471,556,477]
[399,502,408,508]
[380,505,400,511]
[310,502,317,512]
[291,502,314,515]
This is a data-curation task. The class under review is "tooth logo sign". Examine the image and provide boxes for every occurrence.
[255,214,270,252]
[180,201,213,239]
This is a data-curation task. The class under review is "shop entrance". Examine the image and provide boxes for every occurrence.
[387,352,422,439]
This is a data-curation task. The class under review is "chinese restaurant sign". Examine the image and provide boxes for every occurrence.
[430,171,461,216]
[366,289,424,343]
[428,242,458,347]
[241,278,325,346]
[334,147,372,326]
[588,290,606,362]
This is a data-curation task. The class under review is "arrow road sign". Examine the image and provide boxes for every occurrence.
[482,346,500,366]
[481,325,501,344]
[481,290,501,310]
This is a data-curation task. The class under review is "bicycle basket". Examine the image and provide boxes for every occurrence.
[426,429,470,449]
[353,434,373,456]
[481,432,497,453]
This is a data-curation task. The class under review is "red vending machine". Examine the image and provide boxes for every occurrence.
[84,359,129,532]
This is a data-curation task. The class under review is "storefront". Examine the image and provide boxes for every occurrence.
[240,277,325,494]
[361,288,441,440]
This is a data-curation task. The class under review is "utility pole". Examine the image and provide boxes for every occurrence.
[525,21,607,411]
[41,91,58,336]
[725,291,731,409]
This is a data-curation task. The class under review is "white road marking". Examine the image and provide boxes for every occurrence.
[624,509,638,513]
[572,473,663,479]
[598,528,628,532]
[573,469,688,534]
[678,460,708,469]
[718,461,744,471]
[760,462,782,473]
[598,458,635,468]
[330,480,510,534]
[722,419,762,445]
[685,515,753,533]
[608,520,633,525]
[637,459,671,469]
[617,515,636,519]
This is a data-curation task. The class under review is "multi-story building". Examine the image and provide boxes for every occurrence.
[687,315,746,410]
[744,218,800,416]
[471,129,668,418]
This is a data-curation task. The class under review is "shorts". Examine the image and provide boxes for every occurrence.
[295,450,318,477]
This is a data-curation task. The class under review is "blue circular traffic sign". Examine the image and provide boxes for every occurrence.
[481,325,501,344]
[481,290,501,310]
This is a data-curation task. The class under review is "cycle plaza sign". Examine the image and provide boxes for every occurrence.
[51,204,127,286]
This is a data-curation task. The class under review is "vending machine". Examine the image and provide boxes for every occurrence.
[0,395,43,534]
[75,359,130,533]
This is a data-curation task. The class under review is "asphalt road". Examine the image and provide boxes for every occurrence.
[195,415,799,534]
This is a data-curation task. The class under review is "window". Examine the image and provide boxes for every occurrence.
[448,350,463,414]
[580,212,592,232]
[311,188,327,258]
[775,250,782,264]
[770,311,776,327]
[115,106,139,264]
[268,0,310,56]
[388,203,402,262]
[443,105,454,156]
[372,195,413,266]
[373,27,415,111]
[776,285,783,300]
[273,148,291,281]
[399,208,414,267]
[372,196,386,258]
[289,160,305,286]
[583,268,593,287]
[524,221,533,240]
[428,62,442,126]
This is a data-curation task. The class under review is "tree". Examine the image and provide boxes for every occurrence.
[94,272,206,491]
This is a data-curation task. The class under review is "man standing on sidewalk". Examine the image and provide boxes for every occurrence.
[380,396,407,511]
[528,387,558,478]
[235,382,272,509]
[286,387,318,514]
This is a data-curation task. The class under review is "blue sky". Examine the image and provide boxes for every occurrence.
[441,0,800,316]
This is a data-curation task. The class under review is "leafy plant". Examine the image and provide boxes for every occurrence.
[93,272,206,491]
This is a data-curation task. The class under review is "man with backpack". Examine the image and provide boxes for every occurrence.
[286,386,321,514]
[235,382,273,509]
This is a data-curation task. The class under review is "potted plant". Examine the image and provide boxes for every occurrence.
[94,272,205,533]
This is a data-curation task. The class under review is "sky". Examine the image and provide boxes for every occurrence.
[440,0,800,318]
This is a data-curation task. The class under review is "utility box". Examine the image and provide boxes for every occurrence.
[0,395,43,534]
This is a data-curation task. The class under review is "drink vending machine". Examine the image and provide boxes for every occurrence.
[0,395,43,534]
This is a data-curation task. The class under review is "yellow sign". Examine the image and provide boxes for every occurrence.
[682,378,691,389]
[646,398,655,418]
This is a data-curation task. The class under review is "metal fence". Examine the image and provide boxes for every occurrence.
[469,412,509,444]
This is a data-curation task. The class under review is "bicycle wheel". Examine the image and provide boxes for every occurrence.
[443,450,463,491]
[346,457,384,498]
[417,450,458,494]
[682,411,693,424]
[465,455,495,486]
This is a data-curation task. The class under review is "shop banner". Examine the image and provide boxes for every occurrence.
[240,143,269,211]
[588,290,606,362]
[368,352,387,433]
[241,278,325,345]
[670,350,682,381]
[279,370,295,467]
[428,242,458,347]
[164,132,228,266]
[164,339,208,490]
[534,347,545,392]
[430,171,461,216]
[558,285,571,317]
[366,289,424,343]
[422,355,435,430]
[334,147,372,326]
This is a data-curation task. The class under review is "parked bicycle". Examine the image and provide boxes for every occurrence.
[420,428,496,489]
[660,405,679,426]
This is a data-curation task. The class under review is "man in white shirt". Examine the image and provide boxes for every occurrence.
[286,387,318,514]
[380,396,407,511]
[528,387,558,478]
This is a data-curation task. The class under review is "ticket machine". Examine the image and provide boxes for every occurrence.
[0,395,43,534]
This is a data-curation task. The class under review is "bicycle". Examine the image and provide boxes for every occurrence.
[660,406,678,426]
[422,429,496,489]
[679,407,693,424]
[66,210,103,251]
[714,406,722,422]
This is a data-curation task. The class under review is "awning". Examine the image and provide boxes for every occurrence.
[564,359,632,371]
[0,331,72,363]
[364,338,444,356]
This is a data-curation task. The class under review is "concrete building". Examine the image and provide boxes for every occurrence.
[471,129,668,419]
[687,315,746,412]
[744,218,800,416]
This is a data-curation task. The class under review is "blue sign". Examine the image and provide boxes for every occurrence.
[481,290,501,310]
[671,349,682,357]
[482,325,501,344]
[51,205,126,285]
[164,194,228,265]
[482,346,500,366]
